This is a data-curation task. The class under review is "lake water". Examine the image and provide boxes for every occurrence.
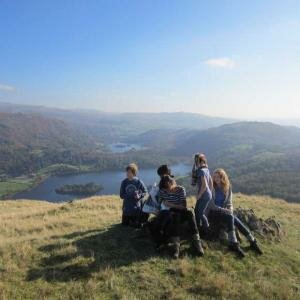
[13,163,191,202]
[108,143,144,153]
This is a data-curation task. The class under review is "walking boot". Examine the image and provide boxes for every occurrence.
[192,234,204,256]
[229,242,245,258]
[250,240,263,255]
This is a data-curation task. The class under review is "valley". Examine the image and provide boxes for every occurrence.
[0,103,300,203]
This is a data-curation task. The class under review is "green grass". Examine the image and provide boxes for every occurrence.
[0,178,35,199]
[0,194,299,299]
[0,163,93,199]
[37,164,92,176]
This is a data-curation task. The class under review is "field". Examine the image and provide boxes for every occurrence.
[0,178,35,199]
[0,195,299,299]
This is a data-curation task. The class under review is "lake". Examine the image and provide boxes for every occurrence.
[13,163,191,202]
[108,143,145,153]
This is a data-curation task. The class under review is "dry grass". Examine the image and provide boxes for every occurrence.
[0,194,299,299]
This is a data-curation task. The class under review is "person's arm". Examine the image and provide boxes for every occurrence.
[164,187,186,210]
[209,189,231,214]
[209,196,230,213]
[120,180,126,199]
[209,175,213,191]
[139,180,147,199]
[225,187,234,213]
[164,201,185,210]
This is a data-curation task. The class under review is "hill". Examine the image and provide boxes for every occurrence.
[170,122,300,156]
[0,112,100,176]
[0,102,235,142]
[171,122,300,203]
[0,195,299,299]
[129,122,300,203]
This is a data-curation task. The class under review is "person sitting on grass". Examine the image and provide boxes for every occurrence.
[120,163,148,227]
[205,168,263,257]
[148,165,176,245]
[158,175,204,259]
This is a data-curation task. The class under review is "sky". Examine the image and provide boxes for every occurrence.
[0,0,299,119]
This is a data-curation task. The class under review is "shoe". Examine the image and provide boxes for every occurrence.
[250,240,263,255]
[229,242,245,258]
[170,237,180,259]
[192,234,204,256]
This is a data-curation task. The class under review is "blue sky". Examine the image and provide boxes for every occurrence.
[0,0,299,118]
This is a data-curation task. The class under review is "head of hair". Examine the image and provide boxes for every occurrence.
[126,163,138,176]
[157,165,172,178]
[194,153,208,167]
[159,175,175,190]
[213,168,230,194]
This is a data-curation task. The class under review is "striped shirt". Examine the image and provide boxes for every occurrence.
[158,186,187,209]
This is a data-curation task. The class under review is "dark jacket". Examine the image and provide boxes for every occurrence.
[120,177,147,216]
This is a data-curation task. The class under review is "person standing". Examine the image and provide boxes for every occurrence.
[194,154,213,232]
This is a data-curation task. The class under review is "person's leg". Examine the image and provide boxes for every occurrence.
[195,199,201,225]
[182,209,204,256]
[234,216,263,255]
[139,211,149,226]
[182,209,199,235]
[195,195,211,229]
[169,211,181,259]
[150,211,168,246]
[234,216,254,241]
[219,212,237,242]
[121,214,131,226]
[219,213,245,258]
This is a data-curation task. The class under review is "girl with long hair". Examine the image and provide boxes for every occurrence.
[206,168,263,257]
[193,153,213,231]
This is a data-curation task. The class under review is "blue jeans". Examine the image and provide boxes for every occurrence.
[195,192,212,228]
[208,210,251,237]
[234,216,251,237]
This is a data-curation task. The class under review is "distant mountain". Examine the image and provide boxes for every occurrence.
[259,118,300,128]
[0,102,236,142]
[128,122,300,202]
[0,112,96,150]
[0,112,100,175]
[170,121,300,156]
[168,122,300,203]
[0,112,177,177]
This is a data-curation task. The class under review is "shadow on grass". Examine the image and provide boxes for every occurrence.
[27,224,155,282]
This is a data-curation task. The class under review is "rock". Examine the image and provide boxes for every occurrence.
[234,208,284,241]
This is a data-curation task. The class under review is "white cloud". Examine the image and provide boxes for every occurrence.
[0,83,15,92]
[205,57,236,69]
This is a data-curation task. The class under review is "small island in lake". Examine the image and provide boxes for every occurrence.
[55,182,103,196]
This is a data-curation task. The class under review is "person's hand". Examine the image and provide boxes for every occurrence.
[134,190,140,200]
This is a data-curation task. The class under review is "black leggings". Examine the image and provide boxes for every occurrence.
[122,212,149,226]
[150,209,199,242]
[171,209,199,236]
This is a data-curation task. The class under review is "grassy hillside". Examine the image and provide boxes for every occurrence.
[0,195,299,299]
[0,112,100,176]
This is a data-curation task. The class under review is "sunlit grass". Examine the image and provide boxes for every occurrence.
[0,195,299,299]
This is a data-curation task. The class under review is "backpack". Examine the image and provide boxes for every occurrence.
[191,153,201,186]
[142,184,160,215]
